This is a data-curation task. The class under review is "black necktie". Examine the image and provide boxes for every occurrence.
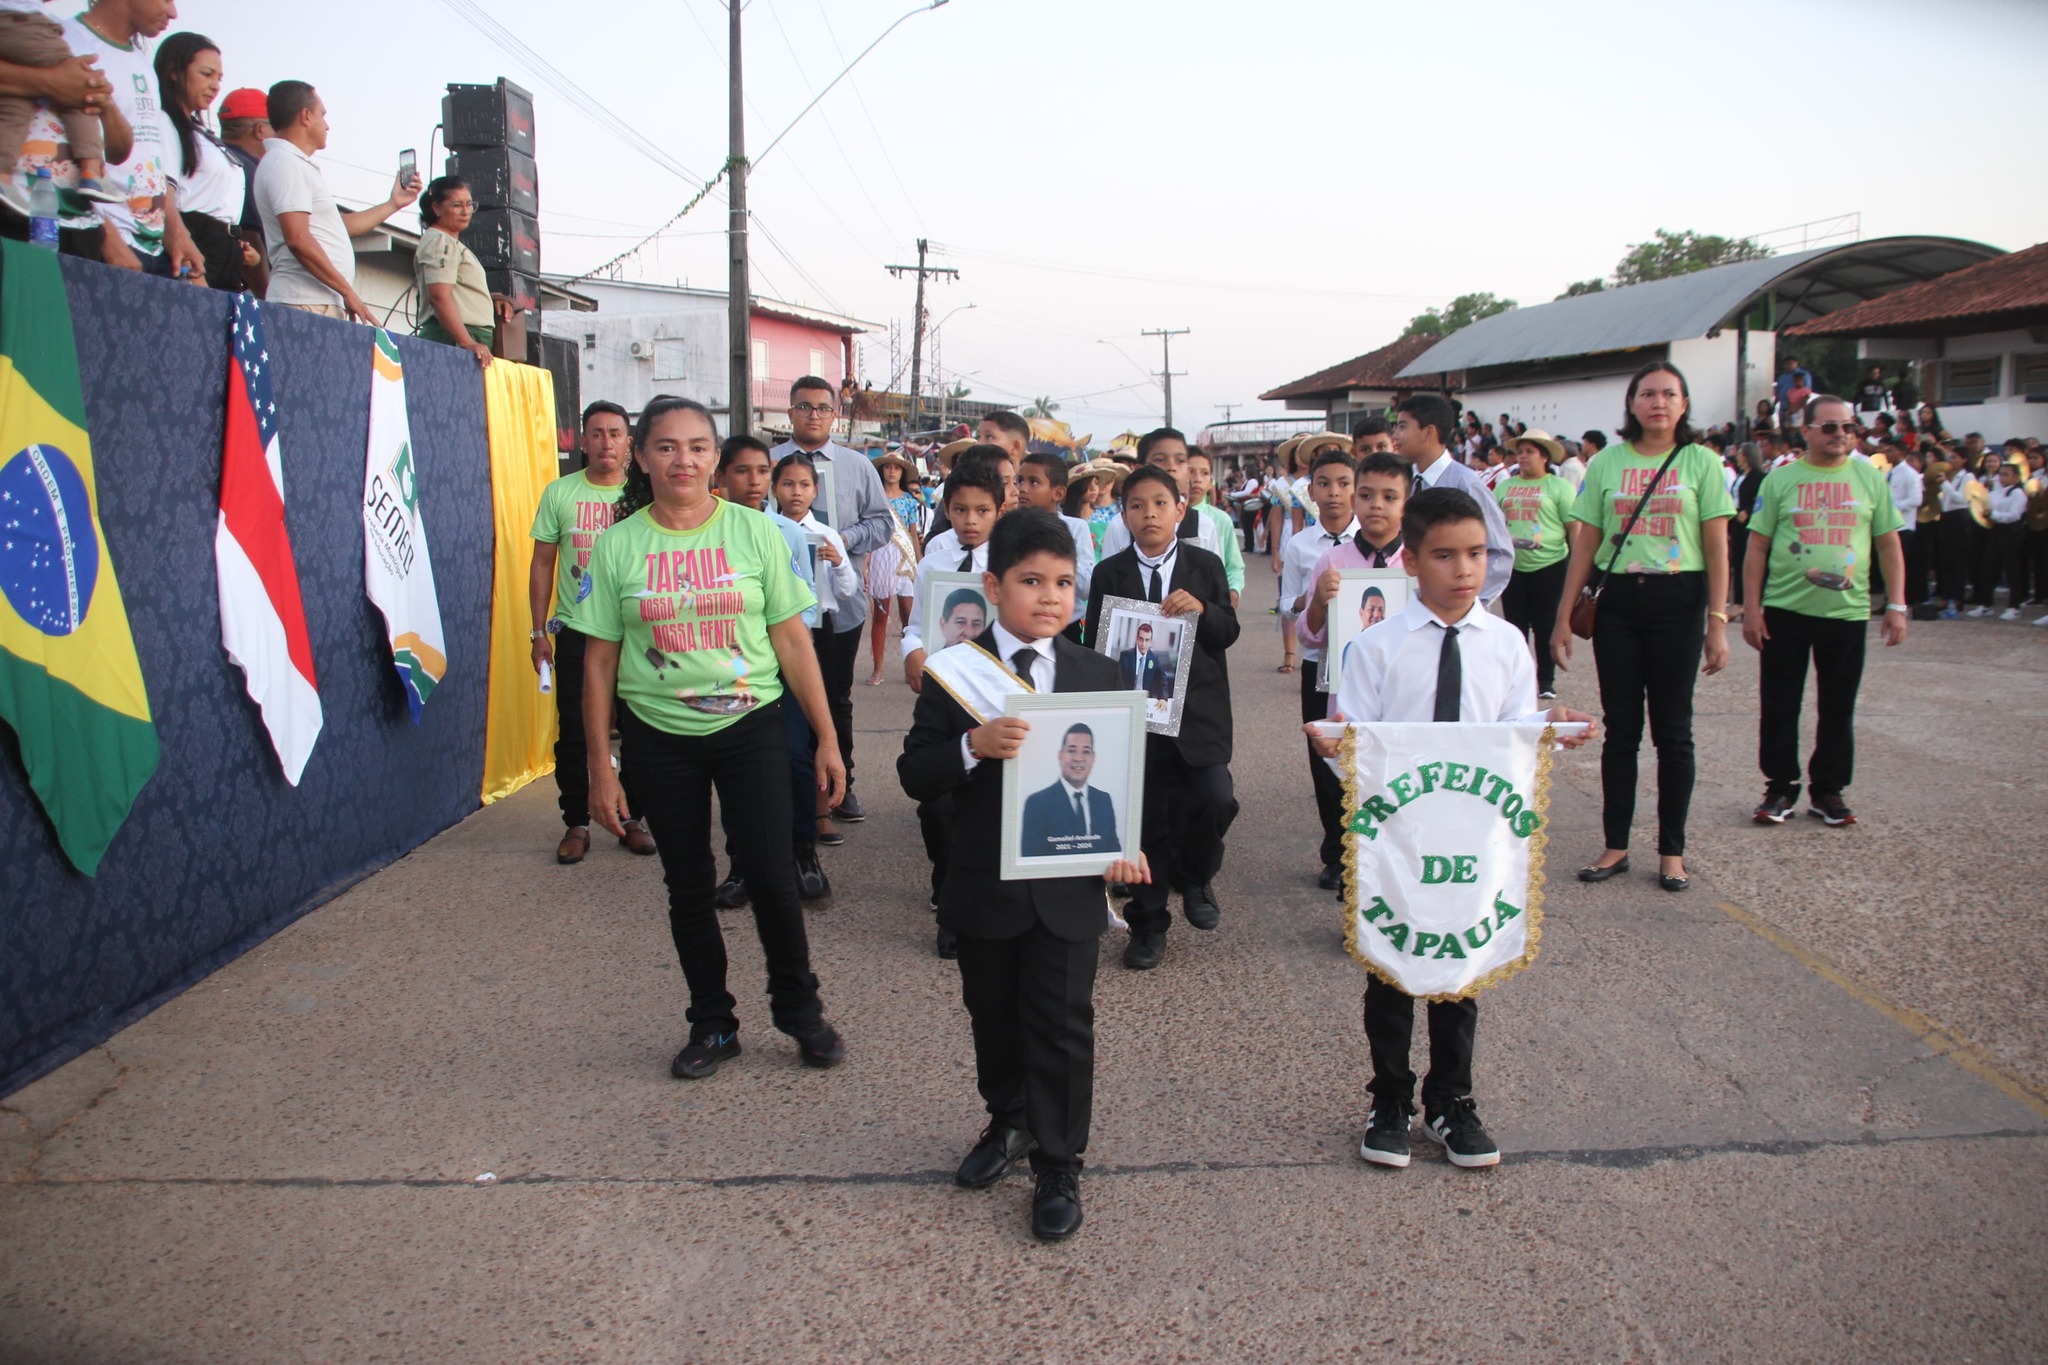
[959,551,974,572]
[1146,565,1163,603]
[1434,625,1462,722]
[1071,790,1086,831]
[1012,647,1037,690]
[1354,531,1401,568]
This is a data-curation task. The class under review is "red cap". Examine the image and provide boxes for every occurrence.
[218,88,269,122]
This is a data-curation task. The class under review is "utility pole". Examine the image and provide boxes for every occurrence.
[1217,402,1239,425]
[726,0,752,435]
[886,238,958,436]
[1143,326,1190,428]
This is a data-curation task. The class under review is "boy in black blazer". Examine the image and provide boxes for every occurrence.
[1084,465,1241,971]
[898,509,1149,1242]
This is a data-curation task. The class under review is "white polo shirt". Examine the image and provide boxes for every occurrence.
[254,138,354,306]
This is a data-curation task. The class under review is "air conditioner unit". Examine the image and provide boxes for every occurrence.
[629,339,656,360]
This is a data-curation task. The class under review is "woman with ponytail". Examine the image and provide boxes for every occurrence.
[579,397,848,1079]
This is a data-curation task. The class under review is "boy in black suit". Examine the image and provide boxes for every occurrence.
[898,509,1149,1242]
[1085,465,1241,971]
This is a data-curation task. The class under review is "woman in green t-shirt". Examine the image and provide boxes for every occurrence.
[1550,363,1735,893]
[580,397,847,1079]
[1493,431,1576,701]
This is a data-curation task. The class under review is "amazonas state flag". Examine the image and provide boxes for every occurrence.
[0,240,158,875]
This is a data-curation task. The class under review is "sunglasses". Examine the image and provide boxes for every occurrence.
[1815,421,1858,435]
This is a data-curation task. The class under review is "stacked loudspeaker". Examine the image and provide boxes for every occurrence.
[443,77,578,453]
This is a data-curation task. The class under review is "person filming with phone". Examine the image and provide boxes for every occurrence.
[251,79,418,322]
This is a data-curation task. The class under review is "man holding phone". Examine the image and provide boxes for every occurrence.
[253,80,420,322]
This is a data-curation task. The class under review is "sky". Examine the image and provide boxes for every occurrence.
[203,0,2048,441]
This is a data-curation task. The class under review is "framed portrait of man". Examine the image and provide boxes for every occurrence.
[920,571,990,654]
[1091,595,1197,736]
[999,690,1148,880]
[1320,568,1410,693]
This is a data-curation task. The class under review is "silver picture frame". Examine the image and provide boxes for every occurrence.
[1092,595,1197,736]
[919,570,990,655]
[999,689,1148,881]
[1319,568,1410,693]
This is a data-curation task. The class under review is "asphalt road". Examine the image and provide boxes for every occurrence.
[4,605,2044,1363]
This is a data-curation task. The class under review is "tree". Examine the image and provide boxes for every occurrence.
[1401,291,1516,339]
[1557,278,1606,300]
[1613,229,1772,287]
[946,381,972,400]
[1023,395,1060,417]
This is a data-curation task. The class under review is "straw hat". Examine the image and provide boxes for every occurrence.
[1076,457,1128,486]
[1296,431,1353,462]
[1509,428,1566,465]
[871,451,919,484]
[932,437,977,469]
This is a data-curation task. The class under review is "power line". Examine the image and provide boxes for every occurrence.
[927,241,1452,303]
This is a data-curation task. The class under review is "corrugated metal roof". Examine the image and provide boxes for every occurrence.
[1786,241,2048,338]
[1397,236,2002,378]
[1259,334,1446,401]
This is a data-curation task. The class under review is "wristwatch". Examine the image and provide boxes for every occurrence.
[1884,603,1909,613]
[529,628,549,640]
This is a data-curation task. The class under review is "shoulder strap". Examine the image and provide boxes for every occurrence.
[1592,444,1687,587]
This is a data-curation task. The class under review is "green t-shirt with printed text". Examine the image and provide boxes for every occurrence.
[1748,458,1903,620]
[579,500,816,736]
[1568,442,1734,575]
[530,472,629,631]
[1493,473,1575,571]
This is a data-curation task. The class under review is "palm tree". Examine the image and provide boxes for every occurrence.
[1023,395,1060,418]
[946,381,971,400]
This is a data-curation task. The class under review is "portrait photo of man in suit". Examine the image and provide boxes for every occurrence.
[1117,622,1172,703]
[1018,723,1123,859]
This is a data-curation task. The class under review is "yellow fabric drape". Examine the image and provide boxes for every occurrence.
[480,361,560,804]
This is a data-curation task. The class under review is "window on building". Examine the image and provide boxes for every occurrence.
[2014,352,2048,398]
[751,339,769,380]
[809,348,828,378]
[1939,357,2000,404]
[653,338,689,381]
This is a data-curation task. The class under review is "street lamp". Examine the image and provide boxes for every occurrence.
[928,303,976,428]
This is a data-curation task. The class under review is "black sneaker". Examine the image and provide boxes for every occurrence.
[1317,865,1341,892]
[670,1027,740,1079]
[1752,789,1798,824]
[935,925,958,960]
[793,1021,846,1068]
[793,844,830,900]
[1122,930,1164,971]
[713,874,750,908]
[1182,883,1221,931]
[1358,1099,1412,1168]
[1808,791,1856,827]
[830,789,866,823]
[1421,1096,1500,1168]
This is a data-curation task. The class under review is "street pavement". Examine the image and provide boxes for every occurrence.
[4,604,2045,1363]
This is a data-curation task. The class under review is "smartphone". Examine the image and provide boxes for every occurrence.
[398,148,417,188]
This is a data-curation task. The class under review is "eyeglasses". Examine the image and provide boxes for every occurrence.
[790,403,836,416]
[1816,421,1857,435]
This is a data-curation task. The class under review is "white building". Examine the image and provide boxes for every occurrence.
[1395,237,2001,437]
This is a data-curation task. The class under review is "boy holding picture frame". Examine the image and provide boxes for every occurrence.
[898,509,1149,1242]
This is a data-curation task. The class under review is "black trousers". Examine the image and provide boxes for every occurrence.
[1901,526,1931,605]
[720,695,815,860]
[1727,523,1750,605]
[1301,660,1344,871]
[1758,607,1867,797]
[1591,571,1705,857]
[1363,976,1477,1111]
[180,210,246,292]
[1992,523,2028,606]
[2030,528,2048,605]
[955,921,1100,1174]
[814,614,863,786]
[916,795,953,903]
[1127,743,1239,933]
[1499,559,1568,694]
[619,702,822,1036]
[550,628,639,828]
[1937,510,1974,604]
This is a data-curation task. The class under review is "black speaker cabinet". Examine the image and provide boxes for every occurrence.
[485,268,539,315]
[528,331,582,453]
[442,78,535,156]
[464,209,540,276]
[446,146,537,217]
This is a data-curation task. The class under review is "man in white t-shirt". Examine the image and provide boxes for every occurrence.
[253,79,418,320]
[59,0,203,278]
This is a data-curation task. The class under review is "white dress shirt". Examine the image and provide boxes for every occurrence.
[1411,450,1515,603]
[901,533,989,658]
[1888,461,1921,525]
[1938,471,1976,513]
[1098,502,1222,561]
[1059,512,1097,623]
[959,621,1056,769]
[1132,540,1181,602]
[1334,593,1540,727]
[1989,483,2027,524]
[1281,516,1358,660]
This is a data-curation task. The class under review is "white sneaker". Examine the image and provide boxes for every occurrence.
[1965,606,1991,618]
[1538,691,1557,703]
[2035,614,2048,628]
[2001,608,2021,621]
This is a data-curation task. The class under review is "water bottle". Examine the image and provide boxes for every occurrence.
[28,168,59,250]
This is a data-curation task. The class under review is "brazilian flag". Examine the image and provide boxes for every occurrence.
[0,240,157,875]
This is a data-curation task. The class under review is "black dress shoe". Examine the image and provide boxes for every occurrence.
[1183,883,1221,931]
[1122,930,1164,970]
[955,1122,1036,1188]
[1576,857,1630,883]
[793,844,830,900]
[1659,873,1690,892]
[713,874,750,909]
[791,1020,845,1069]
[1317,865,1341,892]
[934,925,958,960]
[1030,1169,1083,1242]
[830,788,866,822]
